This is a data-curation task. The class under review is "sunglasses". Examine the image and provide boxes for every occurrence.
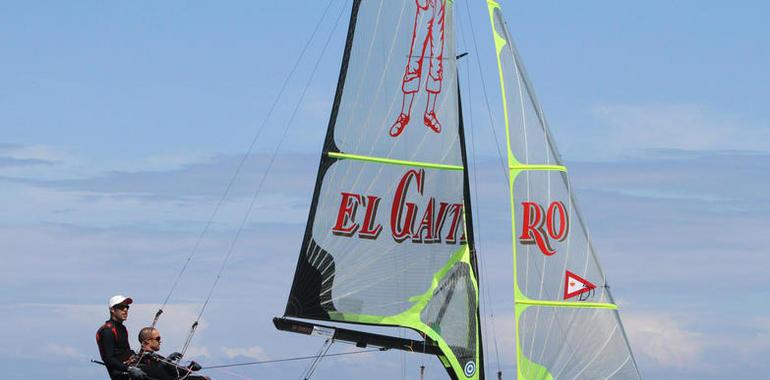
[114,305,130,311]
[148,336,161,343]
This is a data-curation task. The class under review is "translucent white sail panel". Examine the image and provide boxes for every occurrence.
[487,1,641,378]
[284,1,482,378]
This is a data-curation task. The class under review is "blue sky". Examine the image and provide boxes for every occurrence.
[1,1,769,379]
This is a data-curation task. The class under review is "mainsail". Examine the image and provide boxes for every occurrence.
[279,0,483,379]
[487,1,641,379]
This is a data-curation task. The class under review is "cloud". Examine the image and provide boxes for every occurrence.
[186,346,212,359]
[4,152,317,198]
[0,156,54,168]
[589,104,770,154]
[623,312,705,368]
[133,152,217,172]
[0,302,208,361]
[44,344,88,359]
[0,152,318,229]
[757,317,770,336]
[548,104,770,161]
[220,346,269,360]
[0,143,71,163]
[1,127,768,380]
[0,144,72,179]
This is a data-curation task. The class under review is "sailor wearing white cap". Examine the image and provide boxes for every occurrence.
[96,294,146,379]
[108,295,133,309]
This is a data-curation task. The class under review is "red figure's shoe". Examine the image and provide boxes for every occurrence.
[423,111,441,133]
[389,113,410,137]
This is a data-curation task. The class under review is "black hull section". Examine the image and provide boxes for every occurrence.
[273,317,442,356]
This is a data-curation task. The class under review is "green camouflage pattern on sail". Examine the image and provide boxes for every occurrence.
[486,1,641,379]
[284,1,482,378]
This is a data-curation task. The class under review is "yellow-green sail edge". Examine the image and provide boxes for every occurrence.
[329,244,481,379]
[486,1,618,379]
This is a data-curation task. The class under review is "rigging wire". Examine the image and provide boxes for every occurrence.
[300,339,334,380]
[178,0,350,358]
[211,368,258,380]
[460,0,505,374]
[463,0,510,185]
[151,0,343,329]
[203,348,385,370]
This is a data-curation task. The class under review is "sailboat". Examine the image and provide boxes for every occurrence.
[273,1,641,379]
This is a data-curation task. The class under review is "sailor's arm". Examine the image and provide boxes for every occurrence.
[97,328,129,371]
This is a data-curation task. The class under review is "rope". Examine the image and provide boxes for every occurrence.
[203,348,385,370]
[179,321,199,360]
[151,0,342,329]
[178,0,349,358]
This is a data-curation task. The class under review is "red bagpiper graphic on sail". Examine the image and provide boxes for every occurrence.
[564,270,597,300]
[390,0,446,137]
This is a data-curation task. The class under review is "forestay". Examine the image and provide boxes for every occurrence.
[487,1,641,379]
[282,1,483,379]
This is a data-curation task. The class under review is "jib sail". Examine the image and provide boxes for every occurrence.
[282,1,482,379]
[487,1,641,379]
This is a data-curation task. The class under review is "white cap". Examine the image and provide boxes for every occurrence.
[108,295,133,308]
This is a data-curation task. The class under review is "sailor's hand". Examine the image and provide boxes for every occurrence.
[168,352,183,361]
[127,366,147,379]
[188,360,202,371]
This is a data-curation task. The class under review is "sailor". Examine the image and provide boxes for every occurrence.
[96,295,147,379]
[135,327,211,380]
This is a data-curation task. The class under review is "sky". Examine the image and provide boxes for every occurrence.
[1,0,769,379]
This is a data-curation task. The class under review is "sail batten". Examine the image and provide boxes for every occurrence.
[328,152,464,170]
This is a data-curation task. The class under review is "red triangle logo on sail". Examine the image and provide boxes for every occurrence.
[564,270,596,300]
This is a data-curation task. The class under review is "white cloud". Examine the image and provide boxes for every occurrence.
[623,312,705,368]
[712,317,770,360]
[0,144,72,163]
[44,344,87,359]
[584,104,770,158]
[124,152,216,173]
[0,303,207,357]
[0,152,316,229]
[0,144,84,180]
[220,346,269,360]
[186,345,212,359]
[757,317,770,335]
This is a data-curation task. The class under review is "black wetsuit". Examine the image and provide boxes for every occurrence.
[136,350,210,380]
[96,319,134,380]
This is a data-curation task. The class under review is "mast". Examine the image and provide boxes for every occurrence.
[457,72,485,380]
